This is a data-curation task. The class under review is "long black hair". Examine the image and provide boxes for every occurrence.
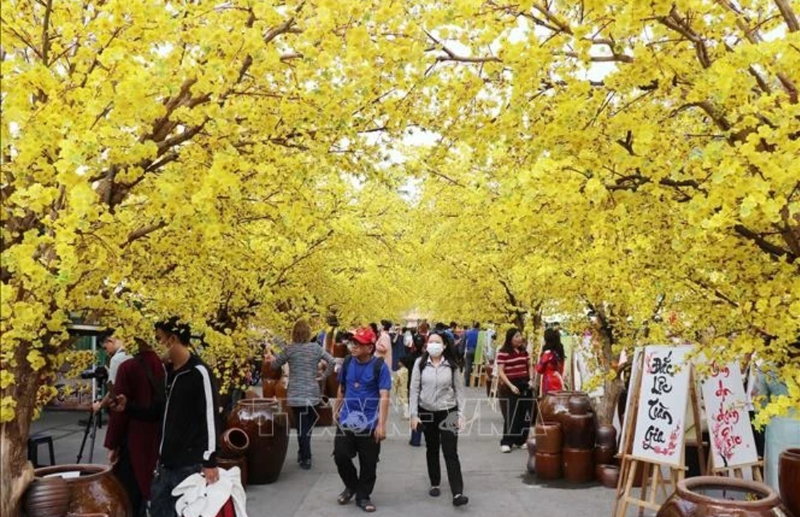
[543,327,565,361]
[501,327,521,354]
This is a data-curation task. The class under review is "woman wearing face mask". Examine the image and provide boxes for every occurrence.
[496,327,534,453]
[409,332,469,507]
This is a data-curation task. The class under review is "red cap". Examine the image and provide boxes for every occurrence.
[352,327,377,345]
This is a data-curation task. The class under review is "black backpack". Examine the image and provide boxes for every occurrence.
[340,355,385,395]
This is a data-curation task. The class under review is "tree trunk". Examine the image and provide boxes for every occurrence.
[597,376,622,426]
[1,344,40,517]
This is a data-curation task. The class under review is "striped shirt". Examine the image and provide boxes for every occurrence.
[272,342,334,407]
[496,348,530,381]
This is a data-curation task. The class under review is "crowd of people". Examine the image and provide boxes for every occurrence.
[91,317,557,515]
[88,316,799,517]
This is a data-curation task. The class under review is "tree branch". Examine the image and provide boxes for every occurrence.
[734,224,795,262]
[775,0,799,32]
[123,221,167,248]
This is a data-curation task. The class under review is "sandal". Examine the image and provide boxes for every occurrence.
[357,499,377,512]
[337,488,355,505]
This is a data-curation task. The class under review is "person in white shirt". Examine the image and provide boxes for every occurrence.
[92,329,131,412]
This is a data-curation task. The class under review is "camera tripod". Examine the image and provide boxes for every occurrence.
[76,405,103,464]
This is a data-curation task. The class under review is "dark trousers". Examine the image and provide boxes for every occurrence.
[334,426,381,502]
[464,353,475,386]
[419,407,464,496]
[114,441,143,517]
[150,464,200,517]
[500,379,532,447]
[292,406,318,462]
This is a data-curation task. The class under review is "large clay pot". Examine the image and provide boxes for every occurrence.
[779,448,800,517]
[539,391,575,425]
[596,464,620,489]
[34,465,130,517]
[24,475,70,517]
[657,477,790,517]
[594,444,615,466]
[563,448,594,484]
[217,456,248,488]
[221,427,250,458]
[568,393,591,416]
[533,422,563,454]
[261,379,277,398]
[262,357,284,381]
[535,451,562,480]
[228,399,289,485]
[596,424,617,448]
[563,413,595,450]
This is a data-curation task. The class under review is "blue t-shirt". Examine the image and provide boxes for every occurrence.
[464,329,479,353]
[338,357,392,432]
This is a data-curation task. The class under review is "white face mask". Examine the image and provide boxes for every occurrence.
[427,342,444,358]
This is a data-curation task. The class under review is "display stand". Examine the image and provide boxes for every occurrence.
[613,346,704,517]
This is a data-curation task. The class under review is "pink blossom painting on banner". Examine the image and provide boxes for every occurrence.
[700,362,758,469]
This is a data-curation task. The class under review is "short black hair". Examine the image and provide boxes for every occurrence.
[473,322,480,329]
[449,321,457,329]
[97,328,116,343]
[381,319,392,331]
[155,317,192,345]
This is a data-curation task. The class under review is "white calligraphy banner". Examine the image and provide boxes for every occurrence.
[700,362,758,469]
[631,345,693,467]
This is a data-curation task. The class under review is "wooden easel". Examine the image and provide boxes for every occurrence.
[709,460,764,482]
[614,360,705,517]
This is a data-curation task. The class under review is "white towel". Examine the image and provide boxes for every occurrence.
[172,467,248,517]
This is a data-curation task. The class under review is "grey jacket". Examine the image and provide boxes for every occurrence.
[409,356,465,418]
[272,342,334,407]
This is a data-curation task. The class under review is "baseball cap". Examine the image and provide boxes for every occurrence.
[352,327,377,345]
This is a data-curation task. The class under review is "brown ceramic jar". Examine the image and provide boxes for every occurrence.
[228,398,289,485]
[779,448,800,517]
[595,464,620,489]
[562,448,594,484]
[34,465,130,517]
[535,451,562,480]
[533,422,563,454]
[657,477,790,517]
[563,413,595,450]
[316,399,334,427]
[539,391,573,424]
[595,424,617,449]
[593,444,615,466]
[568,393,591,415]
[24,475,70,517]
[262,357,284,381]
[220,427,250,458]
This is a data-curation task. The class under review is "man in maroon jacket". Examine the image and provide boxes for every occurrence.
[104,338,166,517]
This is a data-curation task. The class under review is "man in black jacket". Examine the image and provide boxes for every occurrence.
[149,318,220,517]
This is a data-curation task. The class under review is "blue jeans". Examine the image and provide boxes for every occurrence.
[292,405,318,462]
[150,464,200,517]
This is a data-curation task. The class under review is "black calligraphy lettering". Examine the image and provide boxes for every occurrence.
[648,398,674,425]
[642,425,666,450]
[651,374,673,395]
[651,352,675,375]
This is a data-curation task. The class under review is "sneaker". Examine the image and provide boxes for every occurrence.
[300,459,312,470]
[453,494,469,507]
[500,445,512,453]
[429,487,441,497]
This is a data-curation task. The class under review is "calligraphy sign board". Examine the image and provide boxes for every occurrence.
[631,345,693,467]
[618,348,644,456]
[700,362,758,469]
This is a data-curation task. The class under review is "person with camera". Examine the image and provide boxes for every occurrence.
[103,337,166,516]
[92,329,131,413]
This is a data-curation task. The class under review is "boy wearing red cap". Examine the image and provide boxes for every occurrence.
[333,326,392,513]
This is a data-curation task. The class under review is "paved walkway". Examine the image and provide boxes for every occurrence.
[31,388,627,516]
